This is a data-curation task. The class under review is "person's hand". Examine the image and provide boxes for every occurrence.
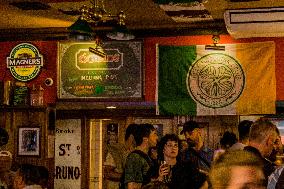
[157,163,169,181]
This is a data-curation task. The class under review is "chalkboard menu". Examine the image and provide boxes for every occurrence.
[13,86,29,106]
[58,41,143,99]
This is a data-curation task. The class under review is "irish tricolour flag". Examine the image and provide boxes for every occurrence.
[156,41,276,115]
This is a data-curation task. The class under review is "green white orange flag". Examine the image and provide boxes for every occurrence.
[156,41,276,115]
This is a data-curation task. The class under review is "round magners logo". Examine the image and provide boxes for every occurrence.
[6,43,43,81]
[187,53,245,108]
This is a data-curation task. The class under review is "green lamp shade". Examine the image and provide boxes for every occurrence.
[68,18,93,34]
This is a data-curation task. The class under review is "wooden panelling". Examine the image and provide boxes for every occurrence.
[0,107,55,189]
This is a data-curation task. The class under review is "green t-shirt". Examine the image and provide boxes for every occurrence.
[124,150,152,187]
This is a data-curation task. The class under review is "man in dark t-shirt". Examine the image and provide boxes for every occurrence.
[180,121,213,173]
[124,124,158,189]
[243,120,278,186]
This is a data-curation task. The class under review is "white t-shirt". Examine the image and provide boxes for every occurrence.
[104,152,116,167]
[104,152,120,189]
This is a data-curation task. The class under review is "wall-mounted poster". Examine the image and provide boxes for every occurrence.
[18,127,40,156]
[7,43,43,82]
[58,41,143,99]
[106,123,118,144]
[54,119,81,189]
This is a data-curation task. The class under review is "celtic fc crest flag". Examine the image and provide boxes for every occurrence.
[156,41,276,115]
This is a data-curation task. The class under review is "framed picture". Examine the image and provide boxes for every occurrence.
[18,127,40,156]
[106,123,118,144]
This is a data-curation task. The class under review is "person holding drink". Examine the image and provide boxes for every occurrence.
[155,134,207,189]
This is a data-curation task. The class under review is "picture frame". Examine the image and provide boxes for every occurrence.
[106,123,119,144]
[134,118,172,137]
[58,41,143,100]
[18,127,40,156]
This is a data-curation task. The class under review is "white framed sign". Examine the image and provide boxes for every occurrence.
[54,119,81,189]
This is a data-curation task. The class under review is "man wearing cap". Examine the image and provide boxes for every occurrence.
[180,121,213,173]
[0,151,14,189]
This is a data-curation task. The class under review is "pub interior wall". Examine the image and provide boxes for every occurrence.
[1,35,284,106]
[0,34,282,189]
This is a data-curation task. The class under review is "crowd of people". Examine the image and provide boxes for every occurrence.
[104,119,284,189]
[1,118,283,189]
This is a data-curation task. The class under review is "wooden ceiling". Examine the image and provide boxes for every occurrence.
[1,0,284,41]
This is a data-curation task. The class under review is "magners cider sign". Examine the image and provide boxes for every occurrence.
[7,43,43,81]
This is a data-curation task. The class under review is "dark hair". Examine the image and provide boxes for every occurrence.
[157,134,181,161]
[180,120,201,134]
[238,120,253,141]
[134,124,155,146]
[220,131,237,149]
[18,164,40,186]
[0,128,9,146]
[125,123,139,141]
[37,166,49,188]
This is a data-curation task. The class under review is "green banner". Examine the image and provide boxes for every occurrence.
[158,45,197,115]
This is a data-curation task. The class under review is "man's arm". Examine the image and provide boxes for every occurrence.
[104,165,122,182]
[104,152,122,182]
[127,182,142,189]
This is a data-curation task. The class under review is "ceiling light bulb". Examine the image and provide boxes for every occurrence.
[106,106,116,109]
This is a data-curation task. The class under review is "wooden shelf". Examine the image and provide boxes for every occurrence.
[0,105,47,112]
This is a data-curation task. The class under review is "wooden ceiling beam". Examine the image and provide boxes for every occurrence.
[0,20,227,41]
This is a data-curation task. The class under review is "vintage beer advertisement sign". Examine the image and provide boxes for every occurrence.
[55,119,81,189]
[58,41,142,99]
[6,43,43,81]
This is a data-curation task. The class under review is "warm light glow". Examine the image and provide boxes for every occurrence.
[106,106,116,109]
